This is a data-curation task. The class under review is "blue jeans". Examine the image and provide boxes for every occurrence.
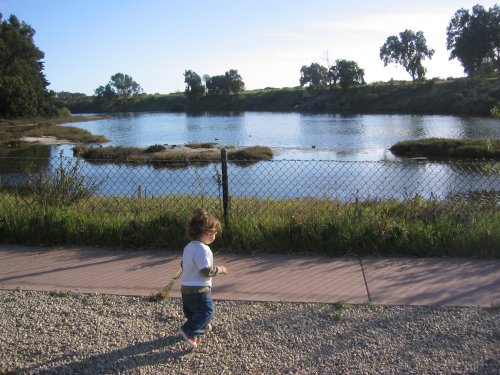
[181,292,215,338]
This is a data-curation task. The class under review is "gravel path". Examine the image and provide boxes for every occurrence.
[1,290,499,374]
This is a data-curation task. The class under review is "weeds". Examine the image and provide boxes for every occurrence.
[334,300,349,310]
[0,190,498,257]
[329,301,350,322]
[48,290,71,298]
[26,151,101,207]
[366,302,378,310]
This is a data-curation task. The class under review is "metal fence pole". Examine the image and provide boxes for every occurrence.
[221,148,230,227]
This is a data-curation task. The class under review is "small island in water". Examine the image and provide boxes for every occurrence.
[390,138,500,160]
[72,143,273,167]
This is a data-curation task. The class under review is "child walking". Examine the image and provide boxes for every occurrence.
[179,208,228,349]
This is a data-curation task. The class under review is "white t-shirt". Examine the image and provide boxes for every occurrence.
[181,241,213,287]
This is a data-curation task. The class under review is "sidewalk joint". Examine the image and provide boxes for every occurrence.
[358,257,371,303]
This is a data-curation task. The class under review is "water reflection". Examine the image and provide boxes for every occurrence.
[55,112,500,160]
[1,112,499,200]
[0,145,51,174]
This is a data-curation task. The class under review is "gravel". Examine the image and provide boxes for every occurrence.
[1,289,499,374]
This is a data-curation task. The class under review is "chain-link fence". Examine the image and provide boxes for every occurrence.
[1,154,499,220]
[1,154,499,255]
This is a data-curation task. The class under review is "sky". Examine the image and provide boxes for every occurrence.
[1,0,498,95]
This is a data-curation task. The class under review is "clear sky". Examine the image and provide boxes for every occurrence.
[1,0,498,95]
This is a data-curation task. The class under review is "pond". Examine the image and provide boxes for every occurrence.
[66,112,500,161]
[1,112,499,201]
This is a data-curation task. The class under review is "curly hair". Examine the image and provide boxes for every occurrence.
[187,208,222,240]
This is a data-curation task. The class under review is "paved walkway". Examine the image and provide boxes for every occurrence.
[0,243,499,307]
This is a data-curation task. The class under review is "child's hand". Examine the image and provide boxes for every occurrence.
[218,266,228,275]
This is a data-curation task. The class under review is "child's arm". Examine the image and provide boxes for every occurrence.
[200,265,228,277]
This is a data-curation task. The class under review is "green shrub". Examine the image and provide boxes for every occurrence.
[144,144,166,153]
[26,151,100,207]
[491,104,500,118]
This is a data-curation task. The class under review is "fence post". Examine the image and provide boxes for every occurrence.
[221,148,230,227]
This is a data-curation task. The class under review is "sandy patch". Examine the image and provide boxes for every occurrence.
[157,145,222,155]
[21,136,75,145]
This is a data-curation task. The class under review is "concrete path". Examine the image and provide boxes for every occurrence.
[0,244,499,307]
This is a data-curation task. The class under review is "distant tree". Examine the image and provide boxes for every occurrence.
[204,69,245,95]
[93,73,142,107]
[0,13,54,117]
[446,4,500,76]
[332,59,365,91]
[380,29,435,83]
[225,69,245,94]
[205,75,230,95]
[109,73,143,97]
[184,70,205,98]
[299,63,329,88]
[328,64,339,88]
[55,92,87,99]
[94,83,117,104]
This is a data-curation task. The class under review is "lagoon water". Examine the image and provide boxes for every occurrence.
[68,112,500,160]
[3,112,500,200]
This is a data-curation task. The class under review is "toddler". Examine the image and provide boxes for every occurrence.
[179,208,227,349]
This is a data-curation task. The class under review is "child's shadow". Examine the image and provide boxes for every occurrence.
[19,334,195,374]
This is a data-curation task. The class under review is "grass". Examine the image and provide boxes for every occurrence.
[0,116,109,156]
[0,151,497,256]
[390,138,500,160]
[0,192,498,257]
[63,76,500,117]
[72,144,273,167]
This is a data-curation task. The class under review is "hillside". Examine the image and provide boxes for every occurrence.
[62,77,500,117]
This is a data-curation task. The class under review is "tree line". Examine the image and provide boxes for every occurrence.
[300,4,499,89]
[0,13,55,117]
[1,4,498,117]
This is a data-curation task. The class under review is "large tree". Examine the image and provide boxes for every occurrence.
[184,70,205,98]
[299,63,329,88]
[380,29,435,83]
[94,83,117,105]
[331,59,365,91]
[203,69,245,96]
[446,4,500,76]
[225,69,245,94]
[109,73,143,97]
[0,13,54,117]
[94,73,142,104]
[204,75,230,95]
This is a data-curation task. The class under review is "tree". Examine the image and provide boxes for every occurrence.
[109,73,143,97]
[0,13,54,116]
[94,83,117,104]
[184,70,205,98]
[299,63,329,88]
[446,4,500,76]
[332,59,365,90]
[55,92,87,99]
[205,75,230,95]
[380,29,435,83]
[203,69,245,96]
[225,69,245,94]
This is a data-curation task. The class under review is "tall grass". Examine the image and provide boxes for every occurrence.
[25,152,101,206]
[0,192,498,257]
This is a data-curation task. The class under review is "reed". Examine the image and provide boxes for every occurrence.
[0,192,498,257]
